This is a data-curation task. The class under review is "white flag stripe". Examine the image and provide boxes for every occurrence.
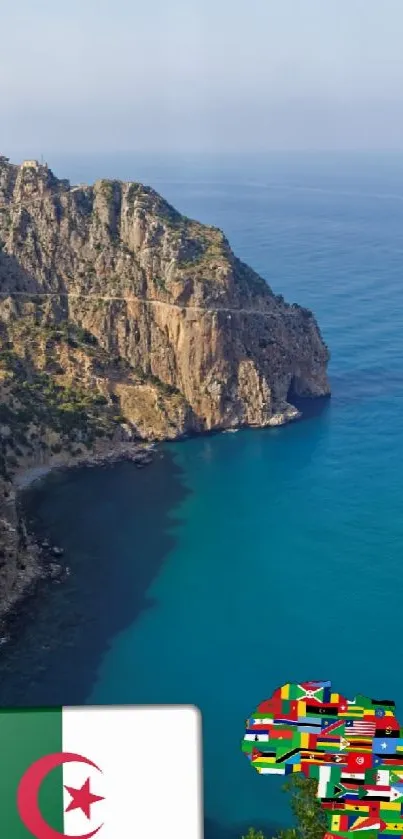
[318,765,331,799]
[62,706,202,839]
[346,722,376,734]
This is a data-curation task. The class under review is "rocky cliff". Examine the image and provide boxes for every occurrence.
[0,155,330,619]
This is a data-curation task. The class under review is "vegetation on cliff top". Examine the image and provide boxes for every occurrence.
[0,314,182,482]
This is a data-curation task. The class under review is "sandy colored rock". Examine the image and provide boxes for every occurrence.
[0,155,330,620]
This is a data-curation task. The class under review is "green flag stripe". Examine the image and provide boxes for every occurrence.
[0,708,63,838]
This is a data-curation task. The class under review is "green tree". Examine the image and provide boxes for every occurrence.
[281,776,326,839]
[245,776,326,839]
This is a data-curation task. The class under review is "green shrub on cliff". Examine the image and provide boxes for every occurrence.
[153,275,167,291]
[244,776,325,839]
[0,343,121,469]
[282,776,326,839]
[46,321,98,347]
[242,830,266,839]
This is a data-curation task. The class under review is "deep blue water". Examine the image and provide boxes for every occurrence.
[3,153,403,836]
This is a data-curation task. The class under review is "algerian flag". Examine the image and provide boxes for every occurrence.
[2,705,202,839]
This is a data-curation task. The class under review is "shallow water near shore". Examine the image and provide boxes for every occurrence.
[1,153,403,837]
[0,452,189,706]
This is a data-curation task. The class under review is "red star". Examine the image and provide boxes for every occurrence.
[65,777,104,820]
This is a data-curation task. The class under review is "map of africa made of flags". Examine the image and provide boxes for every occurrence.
[242,681,403,838]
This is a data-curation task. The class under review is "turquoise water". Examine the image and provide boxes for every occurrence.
[3,154,403,836]
[85,154,403,832]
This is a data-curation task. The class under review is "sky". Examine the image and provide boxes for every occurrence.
[2,0,403,156]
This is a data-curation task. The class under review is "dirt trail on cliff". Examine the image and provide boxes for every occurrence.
[0,290,299,319]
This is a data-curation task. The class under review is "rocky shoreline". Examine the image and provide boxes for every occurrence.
[0,398,323,644]
[0,440,157,642]
[0,441,190,708]
[14,440,157,491]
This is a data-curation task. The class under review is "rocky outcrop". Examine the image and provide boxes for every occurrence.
[0,155,330,618]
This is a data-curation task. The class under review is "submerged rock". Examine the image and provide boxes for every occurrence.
[48,563,63,580]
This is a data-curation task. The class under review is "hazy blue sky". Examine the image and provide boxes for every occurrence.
[3,0,403,156]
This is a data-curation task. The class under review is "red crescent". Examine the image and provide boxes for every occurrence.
[17,752,103,839]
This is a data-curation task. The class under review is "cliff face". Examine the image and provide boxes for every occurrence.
[0,157,330,434]
[0,155,330,618]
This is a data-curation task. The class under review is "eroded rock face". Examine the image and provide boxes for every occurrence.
[0,156,330,436]
[0,155,330,618]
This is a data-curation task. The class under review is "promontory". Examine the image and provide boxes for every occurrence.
[0,156,330,619]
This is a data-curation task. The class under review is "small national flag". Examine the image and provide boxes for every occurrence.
[257,699,277,714]
[244,731,270,741]
[347,752,373,772]
[306,705,338,717]
[321,719,345,736]
[345,720,376,737]
[373,738,403,755]
[376,725,401,737]
[1,705,202,839]
[296,683,326,703]
[350,815,387,831]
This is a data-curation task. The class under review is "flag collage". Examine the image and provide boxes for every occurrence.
[242,680,403,838]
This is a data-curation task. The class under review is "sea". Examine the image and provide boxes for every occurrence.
[1,152,403,838]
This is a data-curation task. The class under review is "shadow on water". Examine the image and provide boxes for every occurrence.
[287,383,331,422]
[2,366,387,709]
[287,363,403,421]
[0,452,190,707]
